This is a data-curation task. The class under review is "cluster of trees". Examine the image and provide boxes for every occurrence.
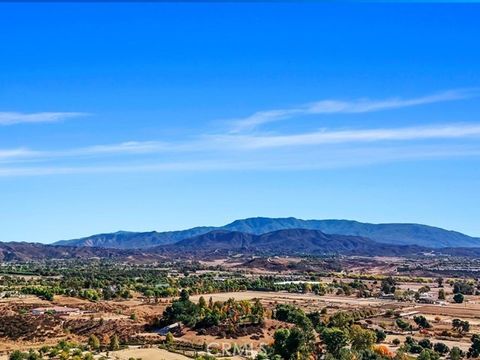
[259,304,386,360]
[315,315,389,360]
[161,290,265,331]
[396,316,471,336]
[8,335,126,360]
[261,304,316,359]
[398,336,464,359]
[388,326,480,360]
[1,261,170,302]
[9,340,97,360]
[264,278,380,298]
[396,333,480,359]
[2,259,391,303]
[8,336,126,360]
[19,285,55,301]
[172,277,375,298]
[452,281,476,296]
[5,260,452,307]
[447,280,479,304]
[258,301,478,360]
[452,319,470,334]
[413,315,431,329]
[0,262,339,302]
[87,334,120,352]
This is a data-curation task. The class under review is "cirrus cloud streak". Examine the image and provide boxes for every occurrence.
[229,88,479,133]
[0,111,88,125]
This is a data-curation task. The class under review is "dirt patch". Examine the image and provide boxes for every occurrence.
[109,347,190,360]
[415,304,480,319]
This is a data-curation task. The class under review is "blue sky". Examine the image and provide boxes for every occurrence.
[1,3,480,243]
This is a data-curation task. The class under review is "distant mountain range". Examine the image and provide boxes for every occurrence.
[155,229,427,257]
[55,217,480,249]
[3,227,480,262]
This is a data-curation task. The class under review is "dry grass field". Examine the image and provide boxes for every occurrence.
[108,347,191,360]
[190,290,405,313]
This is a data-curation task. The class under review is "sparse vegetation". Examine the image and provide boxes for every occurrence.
[1,255,479,359]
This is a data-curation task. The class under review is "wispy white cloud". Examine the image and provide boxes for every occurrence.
[229,89,478,133]
[1,144,479,177]
[215,123,480,149]
[64,141,174,156]
[2,89,480,176]
[0,161,250,177]
[2,123,480,164]
[0,148,38,160]
[0,123,480,172]
[0,111,87,125]
[0,141,175,162]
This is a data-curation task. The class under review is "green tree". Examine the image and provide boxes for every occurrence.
[381,277,396,294]
[419,339,433,349]
[414,315,431,329]
[449,346,464,360]
[9,350,26,360]
[285,327,314,360]
[335,348,357,360]
[198,296,207,308]
[109,335,120,351]
[433,342,449,355]
[272,326,315,360]
[453,293,465,304]
[321,327,349,357]
[251,298,265,324]
[453,282,474,295]
[180,289,190,302]
[349,325,376,351]
[273,328,290,359]
[166,332,174,345]
[452,318,470,334]
[88,334,100,350]
[468,334,480,358]
[375,329,387,343]
[83,353,94,360]
[438,289,446,300]
[396,318,412,331]
[418,348,440,360]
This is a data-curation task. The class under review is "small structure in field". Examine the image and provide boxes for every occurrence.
[379,293,395,300]
[157,322,181,335]
[417,293,436,304]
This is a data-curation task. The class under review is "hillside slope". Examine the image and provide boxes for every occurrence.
[55,227,215,249]
[0,242,155,262]
[158,228,427,256]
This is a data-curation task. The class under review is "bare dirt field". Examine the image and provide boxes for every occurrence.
[414,303,480,318]
[109,347,191,360]
[0,295,49,305]
[190,290,404,312]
